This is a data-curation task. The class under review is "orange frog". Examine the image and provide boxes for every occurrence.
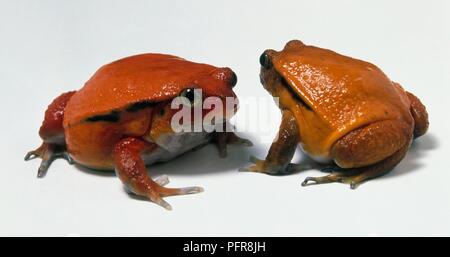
[25,54,250,210]
[241,40,429,188]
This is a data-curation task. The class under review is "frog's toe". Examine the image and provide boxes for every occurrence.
[58,152,74,165]
[301,166,368,188]
[25,143,56,178]
[37,158,53,178]
[25,144,48,161]
[154,175,170,186]
[24,150,39,161]
[239,156,289,175]
[231,137,253,147]
[139,184,204,211]
[146,185,204,210]
[301,173,361,189]
[175,186,204,195]
[158,185,204,196]
[238,166,253,172]
[238,155,262,172]
[150,196,173,211]
[301,175,338,186]
[25,143,73,178]
[148,183,204,210]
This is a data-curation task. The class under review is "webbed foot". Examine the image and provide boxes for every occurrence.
[239,156,313,175]
[25,143,73,178]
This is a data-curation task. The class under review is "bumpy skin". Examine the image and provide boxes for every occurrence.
[112,137,203,210]
[39,91,76,144]
[64,54,236,125]
[26,54,248,209]
[243,40,429,188]
[24,91,76,177]
[63,54,237,169]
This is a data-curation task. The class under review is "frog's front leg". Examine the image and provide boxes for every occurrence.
[302,120,412,189]
[113,137,203,210]
[239,109,302,175]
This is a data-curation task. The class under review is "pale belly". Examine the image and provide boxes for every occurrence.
[142,131,212,165]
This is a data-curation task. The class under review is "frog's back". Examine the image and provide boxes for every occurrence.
[273,45,412,132]
[273,43,413,159]
[64,54,216,127]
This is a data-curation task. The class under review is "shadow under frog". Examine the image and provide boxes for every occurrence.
[381,133,438,179]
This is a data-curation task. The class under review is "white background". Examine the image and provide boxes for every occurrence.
[1,0,449,236]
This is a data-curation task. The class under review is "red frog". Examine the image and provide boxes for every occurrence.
[25,54,251,210]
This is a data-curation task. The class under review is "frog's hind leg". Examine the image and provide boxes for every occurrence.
[302,120,413,189]
[113,137,204,210]
[25,91,76,177]
[302,142,410,189]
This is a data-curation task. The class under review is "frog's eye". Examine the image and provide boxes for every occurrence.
[180,88,202,106]
[229,71,237,88]
[259,52,272,69]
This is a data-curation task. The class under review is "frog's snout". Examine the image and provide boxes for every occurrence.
[212,67,237,88]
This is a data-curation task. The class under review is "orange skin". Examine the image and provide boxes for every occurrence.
[242,40,429,188]
[25,54,250,210]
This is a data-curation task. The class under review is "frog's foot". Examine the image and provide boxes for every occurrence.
[124,175,203,210]
[301,169,364,189]
[125,180,203,210]
[214,131,253,158]
[24,143,73,178]
[153,175,204,204]
[239,156,310,175]
[148,184,204,210]
[301,161,393,189]
[302,142,411,189]
[114,137,204,210]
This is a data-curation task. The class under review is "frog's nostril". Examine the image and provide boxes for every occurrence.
[229,71,237,88]
[259,52,272,69]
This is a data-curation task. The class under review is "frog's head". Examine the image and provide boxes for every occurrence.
[147,66,238,141]
[259,40,305,95]
[258,40,312,110]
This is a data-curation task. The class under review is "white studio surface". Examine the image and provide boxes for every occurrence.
[0,0,449,236]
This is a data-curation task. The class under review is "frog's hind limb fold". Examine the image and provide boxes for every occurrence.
[302,119,412,189]
[302,143,409,189]
[405,91,429,138]
[25,91,76,177]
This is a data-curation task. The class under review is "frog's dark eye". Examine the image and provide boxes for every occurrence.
[229,71,237,88]
[181,88,195,102]
[180,88,202,106]
[259,52,272,69]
